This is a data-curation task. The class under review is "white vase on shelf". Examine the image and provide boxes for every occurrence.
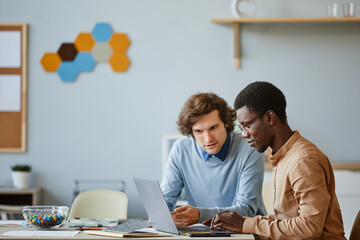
[12,171,30,189]
[231,0,255,18]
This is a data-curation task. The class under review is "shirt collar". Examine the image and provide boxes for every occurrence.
[269,130,300,167]
[201,133,231,162]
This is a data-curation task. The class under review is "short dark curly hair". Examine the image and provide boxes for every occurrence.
[177,93,236,136]
[234,81,287,123]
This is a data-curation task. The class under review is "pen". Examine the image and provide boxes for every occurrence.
[188,232,231,237]
[185,232,210,236]
[76,227,103,231]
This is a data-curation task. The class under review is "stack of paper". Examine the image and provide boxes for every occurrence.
[85,228,173,238]
[68,218,119,227]
[2,231,79,237]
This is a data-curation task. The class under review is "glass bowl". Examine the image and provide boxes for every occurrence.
[22,206,69,229]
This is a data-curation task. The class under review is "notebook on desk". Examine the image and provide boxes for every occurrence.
[133,178,233,235]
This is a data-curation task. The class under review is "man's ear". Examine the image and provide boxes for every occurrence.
[266,110,276,125]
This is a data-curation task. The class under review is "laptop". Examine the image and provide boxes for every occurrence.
[133,177,232,235]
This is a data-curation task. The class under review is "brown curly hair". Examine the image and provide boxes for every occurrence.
[177,93,236,136]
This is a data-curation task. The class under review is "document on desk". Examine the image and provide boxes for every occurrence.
[68,217,119,227]
[0,220,26,226]
[2,230,80,237]
[85,228,173,238]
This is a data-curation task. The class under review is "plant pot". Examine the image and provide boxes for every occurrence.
[12,171,30,189]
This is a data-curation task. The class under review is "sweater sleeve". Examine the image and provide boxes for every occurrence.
[160,140,184,210]
[243,157,330,239]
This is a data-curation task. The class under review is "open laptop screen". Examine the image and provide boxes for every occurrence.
[133,178,180,234]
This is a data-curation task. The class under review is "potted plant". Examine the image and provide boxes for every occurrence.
[11,164,31,189]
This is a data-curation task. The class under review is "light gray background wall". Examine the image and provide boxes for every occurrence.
[1,0,360,235]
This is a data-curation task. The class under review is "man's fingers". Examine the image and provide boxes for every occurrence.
[213,222,224,229]
[210,216,217,229]
[202,218,211,225]
[174,206,188,213]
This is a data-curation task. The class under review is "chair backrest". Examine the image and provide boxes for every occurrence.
[349,211,360,240]
[68,189,128,219]
[262,182,274,215]
[72,180,125,201]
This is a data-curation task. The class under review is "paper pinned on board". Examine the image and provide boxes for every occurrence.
[0,31,21,68]
[0,75,21,112]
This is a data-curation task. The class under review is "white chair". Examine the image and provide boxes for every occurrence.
[68,190,128,219]
[0,204,22,220]
[262,182,274,215]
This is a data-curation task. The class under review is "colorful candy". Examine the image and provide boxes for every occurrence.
[25,214,67,228]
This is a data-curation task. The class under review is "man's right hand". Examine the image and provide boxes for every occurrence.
[171,205,199,226]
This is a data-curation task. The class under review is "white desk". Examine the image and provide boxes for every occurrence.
[0,225,255,240]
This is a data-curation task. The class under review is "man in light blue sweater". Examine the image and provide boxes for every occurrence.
[161,92,266,227]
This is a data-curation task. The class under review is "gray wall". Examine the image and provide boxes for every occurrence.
[1,0,360,225]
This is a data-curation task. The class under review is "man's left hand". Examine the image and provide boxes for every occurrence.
[203,211,245,233]
[171,206,199,226]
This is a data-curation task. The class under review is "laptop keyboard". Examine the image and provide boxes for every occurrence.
[105,219,151,233]
[178,225,234,234]
[178,225,210,233]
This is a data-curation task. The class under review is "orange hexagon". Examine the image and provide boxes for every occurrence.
[109,52,130,72]
[40,52,62,72]
[109,33,130,52]
[74,33,95,52]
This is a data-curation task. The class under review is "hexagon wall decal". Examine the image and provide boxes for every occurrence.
[74,33,95,52]
[74,52,96,72]
[91,23,114,42]
[58,43,78,61]
[92,42,113,62]
[57,61,79,82]
[41,53,62,72]
[109,53,130,72]
[40,22,131,82]
[109,33,130,52]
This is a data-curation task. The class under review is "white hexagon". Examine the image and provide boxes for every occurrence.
[91,42,113,62]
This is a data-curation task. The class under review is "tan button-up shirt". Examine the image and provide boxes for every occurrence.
[243,131,346,239]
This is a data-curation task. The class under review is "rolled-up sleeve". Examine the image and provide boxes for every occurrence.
[243,157,330,239]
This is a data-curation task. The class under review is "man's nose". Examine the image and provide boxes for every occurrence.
[204,131,213,142]
[242,130,250,138]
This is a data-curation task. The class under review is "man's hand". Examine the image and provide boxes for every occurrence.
[202,211,245,233]
[171,206,199,226]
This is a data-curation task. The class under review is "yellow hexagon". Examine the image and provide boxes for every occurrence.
[74,33,95,52]
[109,33,130,52]
[40,53,62,72]
[109,52,130,72]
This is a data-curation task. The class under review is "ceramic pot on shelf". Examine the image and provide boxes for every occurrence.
[231,0,256,18]
[12,171,30,189]
[11,164,31,189]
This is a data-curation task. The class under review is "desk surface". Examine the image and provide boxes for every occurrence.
[0,225,255,240]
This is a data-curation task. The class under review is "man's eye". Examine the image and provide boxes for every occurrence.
[194,130,202,133]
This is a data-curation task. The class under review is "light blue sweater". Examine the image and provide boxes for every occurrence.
[161,131,266,222]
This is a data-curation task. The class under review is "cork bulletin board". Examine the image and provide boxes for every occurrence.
[0,23,27,152]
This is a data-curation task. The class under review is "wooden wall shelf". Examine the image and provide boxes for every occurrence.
[211,17,360,68]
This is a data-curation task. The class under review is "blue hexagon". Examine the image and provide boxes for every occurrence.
[91,23,114,42]
[74,52,96,72]
[57,61,79,82]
